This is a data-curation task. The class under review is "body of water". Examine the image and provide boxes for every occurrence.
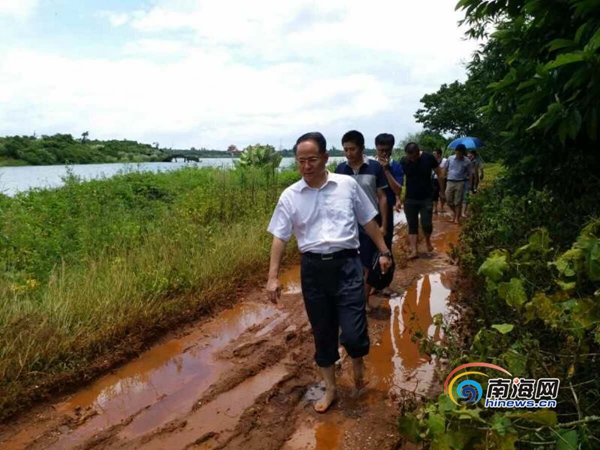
[0,158,346,196]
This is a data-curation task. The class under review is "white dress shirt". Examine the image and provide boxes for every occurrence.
[267,172,378,253]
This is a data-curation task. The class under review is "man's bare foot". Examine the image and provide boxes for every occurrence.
[314,389,336,413]
[408,251,418,260]
[426,242,434,252]
[352,358,369,391]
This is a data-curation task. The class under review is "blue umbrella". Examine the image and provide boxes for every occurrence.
[448,136,485,149]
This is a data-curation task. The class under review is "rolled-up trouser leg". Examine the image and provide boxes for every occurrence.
[301,256,340,367]
[337,256,370,359]
[404,199,420,235]
[419,199,434,235]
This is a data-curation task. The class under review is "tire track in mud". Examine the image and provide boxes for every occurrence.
[0,214,461,450]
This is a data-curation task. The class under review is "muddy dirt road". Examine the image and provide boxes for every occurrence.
[0,214,460,450]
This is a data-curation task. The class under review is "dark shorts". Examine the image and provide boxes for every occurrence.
[359,214,381,269]
[301,254,370,367]
[404,198,434,235]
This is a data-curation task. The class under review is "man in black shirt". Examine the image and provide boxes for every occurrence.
[399,142,446,259]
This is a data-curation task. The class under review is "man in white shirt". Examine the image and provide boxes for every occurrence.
[444,144,473,223]
[266,132,392,413]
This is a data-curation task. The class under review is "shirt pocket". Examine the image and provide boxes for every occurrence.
[329,198,353,224]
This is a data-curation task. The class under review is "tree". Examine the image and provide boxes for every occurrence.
[414,80,487,138]
[81,131,89,143]
[457,0,600,197]
[398,131,448,154]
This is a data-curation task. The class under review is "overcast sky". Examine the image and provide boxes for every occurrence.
[0,0,478,150]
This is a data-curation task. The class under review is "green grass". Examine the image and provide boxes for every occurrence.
[0,158,28,167]
[479,162,504,188]
[0,166,300,421]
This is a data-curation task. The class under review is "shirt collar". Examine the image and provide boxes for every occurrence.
[344,155,370,170]
[299,170,337,191]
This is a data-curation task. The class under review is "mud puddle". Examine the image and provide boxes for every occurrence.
[1,217,460,450]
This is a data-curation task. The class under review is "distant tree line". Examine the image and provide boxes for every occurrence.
[0,134,168,166]
[0,133,382,167]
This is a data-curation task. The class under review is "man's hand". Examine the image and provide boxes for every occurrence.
[266,277,281,304]
[394,196,402,212]
[380,156,390,170]
[379,255,392,274]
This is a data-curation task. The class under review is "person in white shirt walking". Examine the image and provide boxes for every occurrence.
[444,144,473,224]
[266,132,392,413]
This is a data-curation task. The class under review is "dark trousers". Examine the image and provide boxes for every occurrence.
[301,254,370,367]
[384,205,394,250]
[358,214,381,268]
[404,198,434,235]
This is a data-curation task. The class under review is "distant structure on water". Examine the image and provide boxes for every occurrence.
[227,145,243,154]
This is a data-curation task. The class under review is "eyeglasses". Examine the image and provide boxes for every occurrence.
[296,157,320,165]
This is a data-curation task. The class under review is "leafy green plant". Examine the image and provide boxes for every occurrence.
[235,144,283,169]
[402,222,600,449]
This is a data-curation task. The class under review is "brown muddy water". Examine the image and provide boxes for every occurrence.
[1,214,460,450]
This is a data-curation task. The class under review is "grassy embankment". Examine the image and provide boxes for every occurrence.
[0,166,300,422]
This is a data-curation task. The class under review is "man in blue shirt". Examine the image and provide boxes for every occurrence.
[373,133,404,250]
[335,130,388,311]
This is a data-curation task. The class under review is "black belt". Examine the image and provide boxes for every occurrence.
[448,179,466,182]
[303,249,358,261]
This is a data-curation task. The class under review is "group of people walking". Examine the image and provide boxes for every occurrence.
[265,130,483,413]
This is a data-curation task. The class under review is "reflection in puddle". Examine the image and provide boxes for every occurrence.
[282,414,342,450]
[432,226,459,254]
[367,273,452,397]
[393,210,407,226]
